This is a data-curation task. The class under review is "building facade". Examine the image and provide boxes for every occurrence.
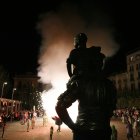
[109,48,140,96]
[13,72,43,110]
[126,48,140,92]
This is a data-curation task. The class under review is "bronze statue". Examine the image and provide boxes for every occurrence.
[55,33,117,140]
[66,33,88,77]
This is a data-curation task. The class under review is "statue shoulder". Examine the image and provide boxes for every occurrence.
[69,48,78,55]
[68,49,78,62]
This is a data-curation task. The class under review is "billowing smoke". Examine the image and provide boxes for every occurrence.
[37,1,119,82]
[37,1,119,122]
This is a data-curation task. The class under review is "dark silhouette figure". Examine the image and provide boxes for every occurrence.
[66,33,105,89]
[1,113,7,138]
[66,33,88,77]
[111,125,117,140]
[50,126,54,140]
[52,116,62,132]
[126,120,134,140]
[55,34,117,140]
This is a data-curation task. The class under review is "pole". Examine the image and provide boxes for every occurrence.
[1,82,7,98]
[12,88,16,100]
[12,88,16,113]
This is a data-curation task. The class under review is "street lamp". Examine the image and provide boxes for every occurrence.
[12,88,16,100]
[12,88,16,113]
[1,82,7,98]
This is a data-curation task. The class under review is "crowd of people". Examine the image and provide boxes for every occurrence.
[113,107,140,139]
[0,108,140,139]
[0,110,62,139]
[0,110,42,138]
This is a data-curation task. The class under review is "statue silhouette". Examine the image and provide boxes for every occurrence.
[56,33,117,140]
[66,33,88,77]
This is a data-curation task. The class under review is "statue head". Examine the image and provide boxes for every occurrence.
[74,33,87,48]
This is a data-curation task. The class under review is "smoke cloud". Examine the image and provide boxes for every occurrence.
[37,1,119,85]
[35,1,120,121]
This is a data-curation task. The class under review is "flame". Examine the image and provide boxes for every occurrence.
[41,81,78,124]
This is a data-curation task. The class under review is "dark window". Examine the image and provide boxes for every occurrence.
[130,73,134,81]
[118,80,122,91]
[130,65,134,71]
[138,82,140,90]
[131,83,135,91]
[136,64,138,70]
[139,63,140,70]
[123,79,127,90]
[138,71,140,79]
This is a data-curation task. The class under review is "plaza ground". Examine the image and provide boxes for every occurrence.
[0,117,140,140]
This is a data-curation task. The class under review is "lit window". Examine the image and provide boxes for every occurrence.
[136,54,140,60]
[130,56,134,61]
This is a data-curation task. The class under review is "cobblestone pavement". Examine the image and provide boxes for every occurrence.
[0,117,140,140]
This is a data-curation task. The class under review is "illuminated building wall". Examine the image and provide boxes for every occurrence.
[109,47,140,95]
[126,48,140,92]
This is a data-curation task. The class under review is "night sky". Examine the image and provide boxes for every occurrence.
[0,1,140,76]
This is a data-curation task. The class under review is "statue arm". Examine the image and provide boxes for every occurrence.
[55,100,75,130]
[55,84,78,130]
[66,49,77,77]
[66,58,73,77]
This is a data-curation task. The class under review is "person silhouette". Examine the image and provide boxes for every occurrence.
[111,125,117,140]
[50,126,54,140]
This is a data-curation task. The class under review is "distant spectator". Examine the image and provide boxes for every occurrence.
[50,126,54,140]
[1,113,7,138]
[126,120,134,140]
[133,118,138,136]
[26,118,30,132]
[111,125,117,140]
[31,116,35,129]
[43,113,48,127]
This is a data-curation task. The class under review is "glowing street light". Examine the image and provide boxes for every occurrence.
[1,82,7,98]
[12,88,16,100]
